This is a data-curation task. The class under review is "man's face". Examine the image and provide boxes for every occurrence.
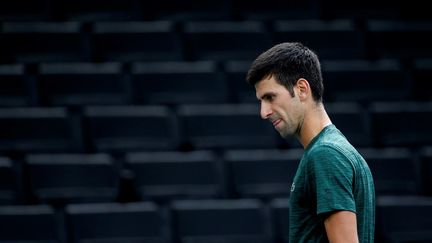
[255,76,304,138]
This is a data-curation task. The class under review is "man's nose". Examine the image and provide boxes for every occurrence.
[260,102,272,120]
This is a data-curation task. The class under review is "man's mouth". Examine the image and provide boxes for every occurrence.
[272,119,282,127]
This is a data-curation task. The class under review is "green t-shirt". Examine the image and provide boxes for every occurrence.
[289,124,375,243]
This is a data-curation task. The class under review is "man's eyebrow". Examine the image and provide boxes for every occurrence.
[257,92,276,101]
[258,92,276,101]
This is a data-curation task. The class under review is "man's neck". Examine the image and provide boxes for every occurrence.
[298,103,332,149]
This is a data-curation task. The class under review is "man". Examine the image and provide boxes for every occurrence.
[246,42,375,242]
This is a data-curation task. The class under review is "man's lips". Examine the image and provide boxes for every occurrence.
[272,119,282,127]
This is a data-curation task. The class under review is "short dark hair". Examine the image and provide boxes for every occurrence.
[246,42,324,102]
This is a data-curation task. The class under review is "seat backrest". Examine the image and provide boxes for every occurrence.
[0,107,79,152]
[0,204,59,242]
[26,153,118,204]
[2,22,86,63]
[0,157,17,204]
[38,62,126,106]
[371,102,432,147]
[360,148,420,196]
[131,61,227,105]
[92,21,182,62]
[66,202,168,243]
[125,150,224,201]
[84,105,178,152]
[224,149,301,199]
[322,59,409,102]
[0,64,29,106]
[274,20,365,59]
[172,199,273,243]
[178,104,276,149]
[184,21,272,61]
[377,196,432,243]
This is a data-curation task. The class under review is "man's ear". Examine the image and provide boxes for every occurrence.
[295,78,310,101]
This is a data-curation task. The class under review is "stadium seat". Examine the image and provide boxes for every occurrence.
[171,199,273,243]
[411,58,432,101]
[142,0,232,20]
[0,157,17,204]
[66,202,168,243]
[2,22,87,63]
[125,150,224,201]
[270,198,290,243]
[319,0,401,20]
[420,147,432,196]
[273,20,365,60]
[84,105,178,152]
[0,204,60,242]
[224,149,301,199]
[360,148,420,196]
[326,103,372,147]
[92,21,182,62]
[367,20,432,59]
[178,104,277,149]
[0,107,79,152]
[0,0,50,21]
[183,21,272,61]
[38,62,126,106]
[371,102,432,147]
[26,153,118,204]
[52,0,141,21]
[377,196,432,243]
[322,59,410,102]
[131,61,228,105]
[224,61,256,103]
[0,64,30,107]
[233,0,316,20]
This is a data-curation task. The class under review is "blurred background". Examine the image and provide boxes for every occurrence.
[0,0,432,242]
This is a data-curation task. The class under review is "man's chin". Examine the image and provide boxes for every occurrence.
[277,129,291,139]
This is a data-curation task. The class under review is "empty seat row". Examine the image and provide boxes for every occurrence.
[2,58,430,107]
[0,0,428,21]
[2,20,432,63]
[2,196,432,243]
[0,105,275,153]
[0,199,279,243]
[2,147,432,205]
[376,196,432,243]
[0,103,432,153]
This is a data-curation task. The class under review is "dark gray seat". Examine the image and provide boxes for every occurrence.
[92,21,182,62]
[0,107,79,152]
[84,105,178,152]
[326,103,372,147]
[224,149,301,199]
[171,199,273,243]
[2,22,87,63]
[371,102,432,147]
[367,20,432,59]
[184,21,272,61]
[178,104,277,149]
[125,150,224,201]
[66,202,168,243]
[377,196,432,243]
[0,157,17,204]
[26,153,118,204]
[0,64,29,107]
[360,148,420,196]
[38,62,126,106]
[273,20,365,59]
[322,59,410,102]
[0,204,60,242]
[131,61,228,105]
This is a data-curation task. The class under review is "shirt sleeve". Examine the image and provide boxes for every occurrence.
[307,145,356,216]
